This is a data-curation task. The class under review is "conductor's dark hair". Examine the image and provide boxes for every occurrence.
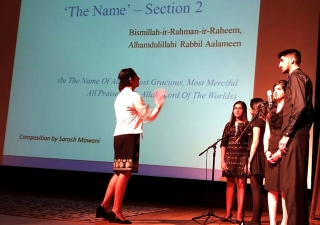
[118,68,136,91]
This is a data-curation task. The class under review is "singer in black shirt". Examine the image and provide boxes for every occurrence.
[277,49,314,225]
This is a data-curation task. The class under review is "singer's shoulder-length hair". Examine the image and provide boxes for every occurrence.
[273,80,287,92]
[118,68,137,91]
[250,98,268,120]
[269,80,288,127]
[269,80,288,114]
[228,100,248,130]
[272,79,287,107]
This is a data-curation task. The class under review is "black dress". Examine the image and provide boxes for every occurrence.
[250,118,265,176]
[221,122,249,177]
[264,110,283,191]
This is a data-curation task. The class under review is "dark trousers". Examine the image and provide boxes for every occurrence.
[281,128,309,225]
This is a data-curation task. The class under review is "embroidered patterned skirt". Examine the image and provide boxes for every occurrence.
[113,134,140,173]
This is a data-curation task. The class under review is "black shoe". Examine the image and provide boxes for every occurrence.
[109,211,132,224]
[96,205,109,220]
[221,212,233,222]
[235,220,242,224]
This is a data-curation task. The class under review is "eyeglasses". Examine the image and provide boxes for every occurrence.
[233,107,243,111]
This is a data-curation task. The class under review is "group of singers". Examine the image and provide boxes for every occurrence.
[220,49,314,225]
[94,48,314,225]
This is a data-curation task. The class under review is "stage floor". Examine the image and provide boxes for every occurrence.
[1,195,320,225]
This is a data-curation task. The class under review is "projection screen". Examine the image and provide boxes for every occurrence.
[2,0,319,188]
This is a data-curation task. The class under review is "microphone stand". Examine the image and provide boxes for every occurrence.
[192,136,228,224]
[235,105,264,225]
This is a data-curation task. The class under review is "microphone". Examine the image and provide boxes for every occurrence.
[267,90,273,108]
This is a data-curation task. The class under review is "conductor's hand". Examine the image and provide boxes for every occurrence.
[153,89,166,106]
[157,95,165,107]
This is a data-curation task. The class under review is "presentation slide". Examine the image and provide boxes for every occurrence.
[2,0,318,186]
